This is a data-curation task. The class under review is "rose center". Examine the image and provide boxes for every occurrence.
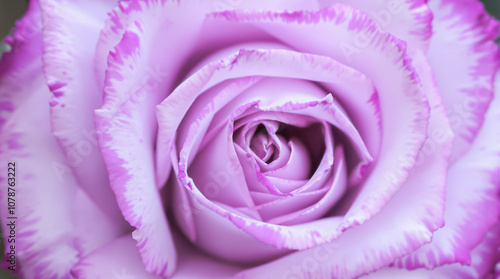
[249,124,279,164]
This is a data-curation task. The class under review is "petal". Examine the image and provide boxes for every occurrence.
[73,228,244,279]
[396,71,500,269]
[361,223,500,279]
[264,138,310,180]
[95,20,177,277]
[71,235,161,279]
[427,0,500,161]
[318,0,433,51]
[266,146,348,226]
[0,6,79,275]
[170,230,244,279]
[0,2,121,277]
[181,79,261,209]
[40,0,126,227]
[0,0,42,130]
[95,0,320,89]
[95,0,224,190]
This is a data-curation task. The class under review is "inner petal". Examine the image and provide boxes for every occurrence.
[264,137,311,181]
[249,124,278,163]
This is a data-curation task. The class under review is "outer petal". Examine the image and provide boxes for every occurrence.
[94,19,178,278]
[361,223,500,279]
[0,2,42,130]
[427,0,500,161]
[0,5,78,277]
[95,0,221,191]
[39,0,126,229]
[170,231,244,279]
[1,92,79,277]
[318,0,433,51]
[95,0,320,89]
[396,71,500,269]
[0,2,122,277]
[72,232,244,279]
[71,235,161,279]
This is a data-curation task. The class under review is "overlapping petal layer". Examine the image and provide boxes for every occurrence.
[40,0,125,223]
[0,1,123,277]
[396,71,500,269]
[319,0,433,52]
[94,17,180,278]
[427,0,499,162]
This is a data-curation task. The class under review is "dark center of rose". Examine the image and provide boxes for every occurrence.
[238,121,326,179]
[249,124,279,164]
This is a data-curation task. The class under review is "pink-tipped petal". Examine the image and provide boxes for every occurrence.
[318,0,433,51]
[170,229,244,278]
[95,20,177,277]
[1,2,122,277]
[427,0,500,162]
[361,223,500,279]
[397,71,500,269]
[1,30,79,279]
[40,0,125,224]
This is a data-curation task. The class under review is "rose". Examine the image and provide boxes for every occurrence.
[1,0,499,278]
[0,0,499,278]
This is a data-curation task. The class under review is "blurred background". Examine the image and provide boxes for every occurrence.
[0,0,499,278]
[0,0,28,41]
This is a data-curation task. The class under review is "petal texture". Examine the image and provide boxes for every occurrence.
[318,0,433,51]
[427,0,500,161]
[1,2,123,278]
[397,71,500,269]
[40,0,125,223]
[71,235,161,279]
[362,223,500,279]
[95,18,178,277]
